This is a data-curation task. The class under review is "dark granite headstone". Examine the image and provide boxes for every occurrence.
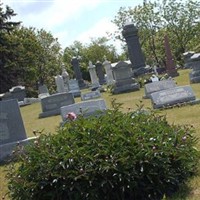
[71,57,86,89]
[60,99,107,122]
[96,61,106,85]
[122,22,146,76]
[0,99,27,145]
[150,85,197,109]
[144,80,176,98]
[81,90,101,101]
[183,51,195,69]
[39,92,75,118]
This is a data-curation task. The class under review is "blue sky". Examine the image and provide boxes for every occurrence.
[3,0,144,51]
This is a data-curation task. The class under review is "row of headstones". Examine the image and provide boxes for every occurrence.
[183,51,200,83]
[144,79,200,109]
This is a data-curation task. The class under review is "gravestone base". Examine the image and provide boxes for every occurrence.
[69,91,81,97]
[0,137,37,162]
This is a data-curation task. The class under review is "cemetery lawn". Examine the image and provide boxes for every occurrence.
[1,69,200,199]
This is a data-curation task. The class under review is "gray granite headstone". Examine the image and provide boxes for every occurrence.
[189,53,200,83]
[144,80,176,98]
[68,79,81,97]
[150,85,197,109]
[39,92,75,118]
[60,99,107,121]
[2,86,26,101]
[81,90,101,101]
[112,61,139,94]
[0,99,37,161]
[0,99,27,145]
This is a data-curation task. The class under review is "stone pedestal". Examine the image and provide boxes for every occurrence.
[164,35,179,77]
[112,61,139,94]
[189,53,200,83]
[122,22,146,76]
[103,58,115,85]
[71,57,86,89]
[96,61,106,85]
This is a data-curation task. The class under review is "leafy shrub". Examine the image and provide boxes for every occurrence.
[7,101,199,200]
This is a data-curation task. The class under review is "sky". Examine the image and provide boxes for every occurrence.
[2,0,144,52]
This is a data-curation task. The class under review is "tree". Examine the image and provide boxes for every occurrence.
[0,3,20,93]
[112,0,200,67]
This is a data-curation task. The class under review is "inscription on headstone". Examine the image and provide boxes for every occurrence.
[150,85,196,109]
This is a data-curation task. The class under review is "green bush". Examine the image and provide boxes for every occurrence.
[7,101,199,200]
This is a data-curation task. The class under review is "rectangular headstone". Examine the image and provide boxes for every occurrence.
[81,90,101,101]
[0,99,27,145]
[150,85,196,109]
[144,80,176,98]
[60,99,107,121]
[38,84,49,94]
[68,79,81,97]
[39,92,75,118]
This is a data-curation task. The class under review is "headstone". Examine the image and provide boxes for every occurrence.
[62,66,70,92]
[122,21,146,76]
[2,86,26,102]
[71,57,86,89]
[150,74,159,82]
[68,79,81,97]
[102,56,115,85]
[55,75,65,93]
[183,51,195,69]
[164,35,179,77]
[144,79,176,98]
[111,61,140,94]
[88,61,100,89]
[0,99,36,161]
[39,92,75,118]
[150,85,199,109]
[60,99,107,122]
[96,61,106,85]
[189,53,200,83]
[38,84,49,99]
[81,90,101,101]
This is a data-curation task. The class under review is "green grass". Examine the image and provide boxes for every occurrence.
[1,69,200,199]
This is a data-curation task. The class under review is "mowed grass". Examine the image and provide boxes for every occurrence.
[1,69,200,199]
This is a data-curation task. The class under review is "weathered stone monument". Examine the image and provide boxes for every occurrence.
[164,35,179,77]
[189,53,200,83]
[96,61,106,85]
[88,61,100,89]
[38,84,50,99]
[71,57,86,89]
[122,21,146,76]
[102,56,115,86]
[0,99,36,161]
[112,61,139,94]
[61,66,70,92]
[55,75,65,93]
[39,92,75,118]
